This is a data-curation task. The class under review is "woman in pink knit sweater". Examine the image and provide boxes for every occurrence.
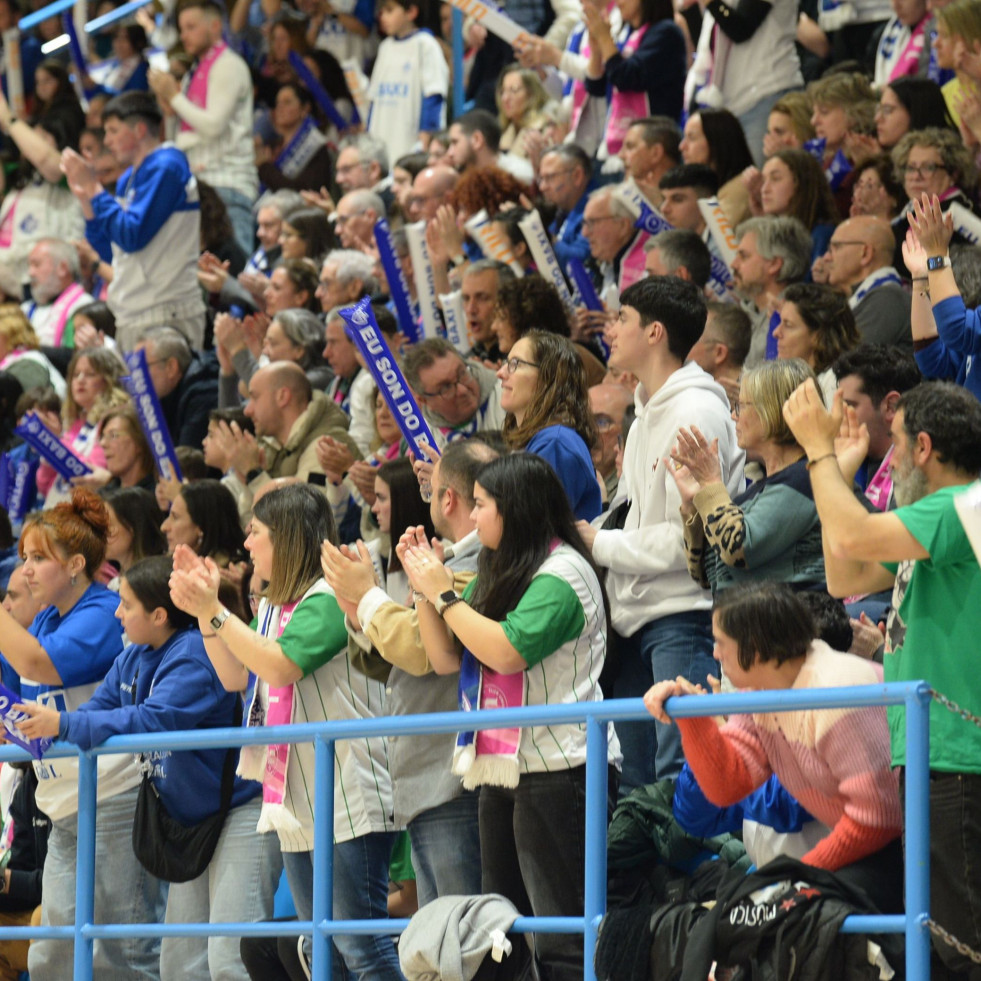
[645,580,904,913]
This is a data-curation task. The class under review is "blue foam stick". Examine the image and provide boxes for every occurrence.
[14,413,92,482]
[339,297,438,455]
[62,11,94,97]
[123,350,184,482]
[288,51,355,131]
[567,260,603,312]
[374,219,419,345]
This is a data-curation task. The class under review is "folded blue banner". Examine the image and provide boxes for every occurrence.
[14,413,91,482]
[374,219,419,345]
[567,260,603,312]
[7,458,37,523]
[288,51,356,130]
[123,350,184,482]
[1,684,54,759]
[339,297,438,455]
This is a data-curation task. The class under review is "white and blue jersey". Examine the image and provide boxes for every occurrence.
[86,143,205,334]
[367,29,448,165]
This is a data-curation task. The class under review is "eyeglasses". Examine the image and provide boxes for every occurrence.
[420,362,477,399]
[501,356,540,375]
[594,413,617,431]
[539,167,576,186]
[853,178,883,193]
[582,216,622,231]
[827,240,865,251]
[904,162,947,177]
[500,86,526,97]
[731,400,754,419]
[333,211,365,226]
[335,162,368,175]
[875,103,900,117]
[101,428,132,442]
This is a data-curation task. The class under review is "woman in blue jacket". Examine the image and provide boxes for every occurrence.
[17,555,281,981]
[497,331,603,521]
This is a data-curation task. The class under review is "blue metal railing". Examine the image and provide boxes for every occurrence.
[0,682,933,980]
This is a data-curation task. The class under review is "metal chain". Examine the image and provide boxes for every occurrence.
[928,688,981,731]
[925,919,981,965]
[918,690,981,964]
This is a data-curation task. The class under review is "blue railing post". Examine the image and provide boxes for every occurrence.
[451,7,464,118]
[312,736,335,981]
[905,684,932,980]
[74,751,98,981]
[583,717,608,981]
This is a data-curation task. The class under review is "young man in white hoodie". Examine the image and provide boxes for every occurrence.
[577,276,745,796]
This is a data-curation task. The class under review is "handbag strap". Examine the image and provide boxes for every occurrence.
[132,640,244,814]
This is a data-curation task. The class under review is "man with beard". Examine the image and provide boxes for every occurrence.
[23,239,94,348]
[730,217,812,370]
[785,378,981,981]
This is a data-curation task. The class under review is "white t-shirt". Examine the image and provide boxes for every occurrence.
[367,30,448,165]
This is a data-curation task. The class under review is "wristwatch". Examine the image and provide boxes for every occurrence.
[434,590,463,617]
[210,607,232,631]
[926,255,950,271]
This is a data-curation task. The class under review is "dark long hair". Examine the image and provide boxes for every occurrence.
[697,109,754,185]
[377,458,434,573]
[771,149,839,227]
[467,455,609,628]
[100,486,167,563]
[123,555,196,633]
[179,480,247,563]
[503,332,597,451]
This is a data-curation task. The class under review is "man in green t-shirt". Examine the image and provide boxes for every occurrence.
[785,378,981,979]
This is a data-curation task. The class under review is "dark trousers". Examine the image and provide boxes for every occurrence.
[926,773,981,979]
[479,766,615,981]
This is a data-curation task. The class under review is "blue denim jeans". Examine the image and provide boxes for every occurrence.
[215,186,257,257]
[612,610,716,796]
[407,791,482,908]
[283,833,405,981]
[160,798,282,981]
[28,785,169,981]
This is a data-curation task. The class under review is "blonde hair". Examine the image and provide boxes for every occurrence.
[770,92,816,145]
[64,347,130,426]
[496,64,550,131]
[807,72,877,130]
[741,358,819,446]
[0,304,39,351]
[938,0,981,46]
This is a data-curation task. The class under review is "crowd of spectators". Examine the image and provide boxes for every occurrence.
[0,0,981,975]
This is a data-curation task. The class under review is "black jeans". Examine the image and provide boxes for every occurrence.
[928,773,981,979]
[479,766,616,981]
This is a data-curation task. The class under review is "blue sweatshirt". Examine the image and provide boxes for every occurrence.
[526,424,602,521]
[672,762,814,838]
[60,629,258,825]
[915,294,981,402]
[22,583,124,707]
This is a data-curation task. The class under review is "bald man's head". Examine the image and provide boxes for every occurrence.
[826,216,898,292]
[410,166,459,221]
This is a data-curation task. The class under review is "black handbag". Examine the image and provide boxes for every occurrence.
[131,672,242,884]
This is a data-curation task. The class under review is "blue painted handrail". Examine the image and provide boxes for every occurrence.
[0,682,933,980]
